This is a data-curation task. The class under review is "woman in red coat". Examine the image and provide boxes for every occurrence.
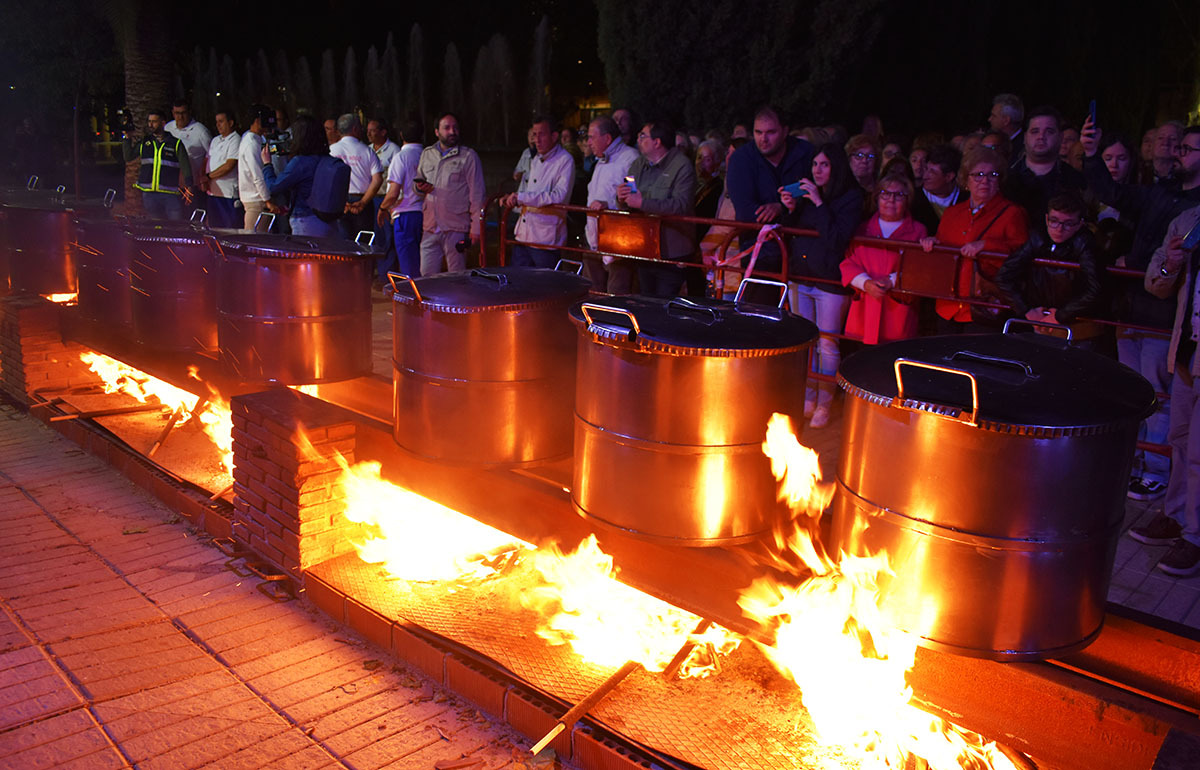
[840,173,927,344]
[919,146,1029,329]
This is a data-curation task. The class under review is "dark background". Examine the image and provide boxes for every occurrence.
[1,0,1197,186]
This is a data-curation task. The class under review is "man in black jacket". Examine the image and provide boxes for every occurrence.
[1003,106,1086,231]
[995,192,1105,350]
[726,106,814,277]
[1082,120,1200,501]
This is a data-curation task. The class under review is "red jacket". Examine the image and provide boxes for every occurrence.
[841,215,927,344]
[933,196,1029,322]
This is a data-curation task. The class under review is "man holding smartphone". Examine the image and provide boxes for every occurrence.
[616,120,695,297]
[1141,194,1200,576]
[414,113,485,275]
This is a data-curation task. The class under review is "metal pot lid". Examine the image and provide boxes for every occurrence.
[2,194,112,212]
[215,233,376,262]
[127,221,238,245]
[568,295,818,358]
[838,333,1157,435]
[392,267,591,313]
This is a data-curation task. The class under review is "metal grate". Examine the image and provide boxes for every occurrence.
[311,553,834,769]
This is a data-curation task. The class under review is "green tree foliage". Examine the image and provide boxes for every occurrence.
[594,0,887,130]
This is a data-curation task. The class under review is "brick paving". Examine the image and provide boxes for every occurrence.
[0,404,551,769]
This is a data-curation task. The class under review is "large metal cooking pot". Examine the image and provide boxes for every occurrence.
[832,330,1156,660]
[214,234,375,384]
[391,265,590,466]
[128,221,226,352]
[569,289,818,546]
[75,212,140,334]
[2,188,113,296]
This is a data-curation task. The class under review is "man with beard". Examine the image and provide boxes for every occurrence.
[725,106,814,278]
[123,107,195,221]
[1003,106,1086,230]
[415,113,485,275]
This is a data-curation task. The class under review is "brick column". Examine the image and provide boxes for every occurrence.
[230,389,362,581]
[0,296,92,405]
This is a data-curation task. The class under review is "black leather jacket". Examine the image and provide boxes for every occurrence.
[994,227,1104,325]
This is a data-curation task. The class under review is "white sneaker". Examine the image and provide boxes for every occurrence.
[809,406,831,429]
[804,399,816,419]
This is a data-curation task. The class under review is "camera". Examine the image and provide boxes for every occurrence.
[266,132,290,155]
[117,108,135,134]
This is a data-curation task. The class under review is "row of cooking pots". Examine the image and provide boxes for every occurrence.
[391,265,1155,661]
[0,194,376,386]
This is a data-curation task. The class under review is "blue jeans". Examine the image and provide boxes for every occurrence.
[1165,366,1200,545]
[790,282,850,408]
[391,211,423,278]
[290,215,337,238]
[1118,331,1171,484]
[142,191,184,221]
[512,244,561,269]
[206,196,239,229]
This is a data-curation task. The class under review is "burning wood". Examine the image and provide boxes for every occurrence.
[739,412,1022,770]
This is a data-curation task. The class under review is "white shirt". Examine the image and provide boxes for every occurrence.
[372,140,400,197]
[585,140,639,249]
[206,132,241,199]
[237,131,270,204]
[514,144,576,248]
[385,143,424,218]
[165,119,212,183]
[330,136,383,195]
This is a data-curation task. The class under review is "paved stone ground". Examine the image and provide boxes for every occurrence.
[0,404,553,770]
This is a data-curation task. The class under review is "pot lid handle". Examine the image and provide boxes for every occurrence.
[581,302,640,340]
[554,258,585,275]
[103,188,117,207]
[666,297,719,325]
[254,211,276,232]
[355,230,377,248]
[470,268,509,288]
[893,358,979,427]
[734,277,788,308]
[1002,317,1074,340]
[388,272,422,304]
[189,208,208,227]
[948,350,1037,378]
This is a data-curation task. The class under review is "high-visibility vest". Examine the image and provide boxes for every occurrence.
[132,136,186,195]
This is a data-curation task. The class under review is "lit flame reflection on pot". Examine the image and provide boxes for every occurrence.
[740,413,1018,770]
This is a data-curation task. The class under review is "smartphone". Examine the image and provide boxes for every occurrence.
[1183,218,1200,251]
[1088,99,1097,127]
[780,181,805,198]
[623,176,638,194]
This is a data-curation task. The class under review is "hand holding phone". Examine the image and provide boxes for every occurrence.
[780,181,804,198]
[623,175,638,195]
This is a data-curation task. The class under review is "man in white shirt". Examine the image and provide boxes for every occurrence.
[584,114,639,292]
[329,114,383,241]
[164,100,212,211]
[500,116,575,268]
[205,110,241,229]
[368,118,401,275]
[237,105,280,232]
[377,117,425,280]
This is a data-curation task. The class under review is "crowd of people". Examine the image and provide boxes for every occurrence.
[121,93,1200,578]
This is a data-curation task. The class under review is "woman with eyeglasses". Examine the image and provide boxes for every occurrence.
[845,134,881,205]
[919,146,1029,331]
[840,172,927,345]
[778,142,864,428]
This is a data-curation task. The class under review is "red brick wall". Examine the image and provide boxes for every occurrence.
[230,389,362,580]
[0,296,92,404]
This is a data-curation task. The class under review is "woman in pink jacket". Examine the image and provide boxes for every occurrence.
[840,172,928,344]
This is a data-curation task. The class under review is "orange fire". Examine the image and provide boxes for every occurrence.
[741,413,1018,770]
[78,352,233,477]
[336,457,531,582]
[42,293,78,304]
[521,535,741,676]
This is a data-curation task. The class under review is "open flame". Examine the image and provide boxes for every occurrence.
[741,413,1018,770]
[78,352,233,476]
[42,293,78,304]
[521,535,741,676]
[337,457,531,582]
